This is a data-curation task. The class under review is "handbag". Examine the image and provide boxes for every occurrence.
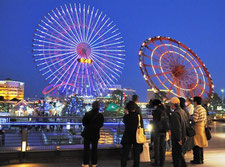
[186,126,195,137]
[178,110,195,137]
[205,126,212,140]
[136,114,146,144]
[140,142,150,162]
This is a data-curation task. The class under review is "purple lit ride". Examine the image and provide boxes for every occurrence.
[32,3,125,96]
[139,36,214,101]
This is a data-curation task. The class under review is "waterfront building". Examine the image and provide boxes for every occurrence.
[0,80,24,100]
[108,85,136,102]
[147,88,174,102]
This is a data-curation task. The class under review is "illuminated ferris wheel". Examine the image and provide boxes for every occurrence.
[139,36,214,101]
[32,3,125,96]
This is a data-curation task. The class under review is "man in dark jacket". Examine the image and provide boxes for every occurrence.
[170,97,187,167]
[82,101,104,167]
[151,99,168,166]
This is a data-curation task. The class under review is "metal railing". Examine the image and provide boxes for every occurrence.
[0,116,152,153]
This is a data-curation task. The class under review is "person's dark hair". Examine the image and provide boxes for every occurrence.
[132,94,139,102]
[179,97,186,110]
[92,101,100,110]
[147,99,153,108]
[152,99,162,107]
[187,98,193,103]
[174,103,180,108]
[193,96,202,105]
[126,101,136,112]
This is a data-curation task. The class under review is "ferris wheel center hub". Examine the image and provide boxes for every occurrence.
[172,65,185,78]
[76,42,91,57]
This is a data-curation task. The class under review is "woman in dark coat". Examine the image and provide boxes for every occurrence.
[82,101,104,167]
[121,100,144,167]
[151,99,168,166]
[179,97,194,153]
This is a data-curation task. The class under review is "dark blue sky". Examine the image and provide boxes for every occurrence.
[0,0,225,102]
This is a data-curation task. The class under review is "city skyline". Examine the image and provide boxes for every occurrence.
[1,0,225,101]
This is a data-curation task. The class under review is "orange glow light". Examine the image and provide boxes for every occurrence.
[78,58,92,64]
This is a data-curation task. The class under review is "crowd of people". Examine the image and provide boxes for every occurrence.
[81,95,209,167]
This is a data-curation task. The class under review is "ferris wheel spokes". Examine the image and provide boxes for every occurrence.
[139,36,213,101]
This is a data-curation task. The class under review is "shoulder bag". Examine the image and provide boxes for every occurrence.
[136,114,146,144]
[205,120,212,140]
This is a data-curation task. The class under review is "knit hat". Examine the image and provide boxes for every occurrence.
[170,97,180,104]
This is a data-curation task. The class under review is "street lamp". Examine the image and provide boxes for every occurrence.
[221,89,224,109]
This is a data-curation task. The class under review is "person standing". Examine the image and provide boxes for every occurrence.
[132,94,141,114]
[151,99,168,166]
[179,97,190,118]
[121,100,143,167]
[186,98,194,116]
[170,97,187,167]
[179,97,194,152]
[190,96,208,164]
[124,95,141,115]
[82,101,104,167]
[163,100,173,152]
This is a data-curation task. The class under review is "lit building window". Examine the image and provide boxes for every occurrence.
[0,80,24,100]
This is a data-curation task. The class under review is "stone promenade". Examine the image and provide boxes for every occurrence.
[2,121,225,167]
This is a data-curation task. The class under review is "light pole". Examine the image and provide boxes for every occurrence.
[221,89,224,109]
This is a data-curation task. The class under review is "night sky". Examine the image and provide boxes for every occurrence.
[0,0,225,102]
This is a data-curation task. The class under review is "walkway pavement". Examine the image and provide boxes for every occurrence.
[2,121,225,167]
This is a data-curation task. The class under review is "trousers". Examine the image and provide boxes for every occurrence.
[172,141,187,167]
[83,137,99,165]
[193,146,204,162]
[154,133,166,165]
[121,143,141,167]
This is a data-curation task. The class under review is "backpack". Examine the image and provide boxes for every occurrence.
[158,109,170,132]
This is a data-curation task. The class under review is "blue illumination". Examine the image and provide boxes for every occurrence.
[33,3,125,96]
[0,122,124,126]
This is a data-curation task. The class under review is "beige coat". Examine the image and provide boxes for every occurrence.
[193,121,208,147]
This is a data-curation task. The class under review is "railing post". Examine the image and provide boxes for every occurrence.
[21,128,28,152]
[19,127,28,162]
[117,118,121,144]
